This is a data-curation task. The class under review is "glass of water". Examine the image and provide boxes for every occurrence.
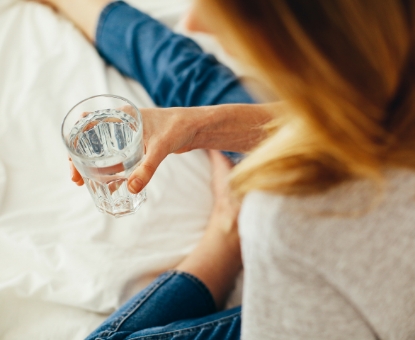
[62,94,146,217]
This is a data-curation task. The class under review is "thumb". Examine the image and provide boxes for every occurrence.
[127,149,164,194]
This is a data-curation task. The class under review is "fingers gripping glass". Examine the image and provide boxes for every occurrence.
[62,95,147,217]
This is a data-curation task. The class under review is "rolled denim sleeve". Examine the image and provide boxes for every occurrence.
[95,1,255,108]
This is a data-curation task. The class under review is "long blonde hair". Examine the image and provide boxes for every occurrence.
[206,0,415,196]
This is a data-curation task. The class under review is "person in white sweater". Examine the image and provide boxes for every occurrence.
[39,0,415,339]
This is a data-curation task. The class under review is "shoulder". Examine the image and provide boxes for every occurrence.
[239,168,415,338]
[240,168,415,264]
[240,168,415,242]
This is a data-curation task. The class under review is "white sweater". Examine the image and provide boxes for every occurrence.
[239,169,415,340]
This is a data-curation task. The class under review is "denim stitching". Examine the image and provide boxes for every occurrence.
[96,271,176,339]
[127,311,241,340]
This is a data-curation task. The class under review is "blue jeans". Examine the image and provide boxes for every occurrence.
[86,271,241,340]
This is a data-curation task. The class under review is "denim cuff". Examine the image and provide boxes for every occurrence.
[96,1,152,72]
[221,151,245,165]
[96,1,128,46]
[86,270,218,340]
[169,270,217,312]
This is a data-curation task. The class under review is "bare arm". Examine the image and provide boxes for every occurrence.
[70,103,278,193]
[190,103,277,152]
[126,103,277,193]
[40,0,110,41]
[143,103,275,156]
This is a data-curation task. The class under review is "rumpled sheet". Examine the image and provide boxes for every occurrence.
[0,1,238,338]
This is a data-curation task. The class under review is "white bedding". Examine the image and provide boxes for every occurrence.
[0,1,242,339]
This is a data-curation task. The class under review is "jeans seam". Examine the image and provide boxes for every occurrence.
[96,271,176,339]
[127,311,241,340]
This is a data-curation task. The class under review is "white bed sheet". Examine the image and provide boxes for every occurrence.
[0,1,242,339]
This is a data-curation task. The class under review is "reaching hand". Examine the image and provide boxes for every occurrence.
[68,103,274,194]
[69,107,202,193]
[126,107,200,193]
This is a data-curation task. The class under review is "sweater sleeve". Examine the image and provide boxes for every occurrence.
[95,1,255,108]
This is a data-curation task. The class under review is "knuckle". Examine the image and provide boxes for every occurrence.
[141,162,157,176]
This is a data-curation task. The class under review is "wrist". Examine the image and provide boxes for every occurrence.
[190,105,225,150]
[190,103,274,153]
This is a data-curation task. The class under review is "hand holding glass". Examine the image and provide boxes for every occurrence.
[62,95,147,217]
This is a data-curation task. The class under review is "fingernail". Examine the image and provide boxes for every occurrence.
[128,178,143,193]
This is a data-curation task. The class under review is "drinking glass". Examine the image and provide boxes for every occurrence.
[62,94,146,217]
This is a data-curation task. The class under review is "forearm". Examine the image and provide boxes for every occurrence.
[190,103,278,153]
[176,216,242,309]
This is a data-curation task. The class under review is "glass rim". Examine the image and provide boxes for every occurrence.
[61,94,142,160]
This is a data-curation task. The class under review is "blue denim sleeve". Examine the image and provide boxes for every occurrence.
[95,1,255,108]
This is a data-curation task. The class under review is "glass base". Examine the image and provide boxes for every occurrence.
[96,192,147,217]
[85,177,147,218]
